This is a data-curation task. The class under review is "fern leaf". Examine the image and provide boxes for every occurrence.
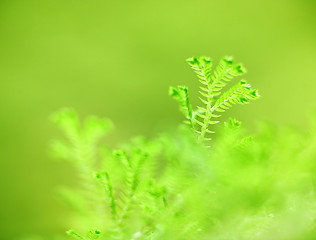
[113,149,131,168]
[212,80,259,113]
[169,86,193,127]
[187,56,213,83]
[170,56,259,145]
[95,171,117,219]
[113,147,148,228]
[211,56,246,93]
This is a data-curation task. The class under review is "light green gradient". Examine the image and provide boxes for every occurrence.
[0,0,315,239]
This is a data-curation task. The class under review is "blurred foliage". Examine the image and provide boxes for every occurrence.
[41,107,316,239]
[0,0,316,239]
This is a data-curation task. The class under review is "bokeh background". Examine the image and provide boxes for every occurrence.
[0,0,315,239]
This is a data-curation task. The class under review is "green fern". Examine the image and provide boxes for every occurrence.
[95,172,117,220]
[170,56,259,144]
[50,57,261,240]
[169,86,193,127]
[48,57,316,240]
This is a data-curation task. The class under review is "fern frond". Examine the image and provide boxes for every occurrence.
[50,109,113,166]
[113,149,131,169]
[187,56,213,84]
[224,118,242,129]
[171,56,259,145]
[211,56,246,93]
[51,109,114,232]
[212,80,259,113]
[95,172,117,220]
[169,86,193,127]
[113,148,148,229]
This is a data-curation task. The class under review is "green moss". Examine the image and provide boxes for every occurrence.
[50,57,316,240]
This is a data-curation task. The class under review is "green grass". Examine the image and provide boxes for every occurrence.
[48,57,316,240]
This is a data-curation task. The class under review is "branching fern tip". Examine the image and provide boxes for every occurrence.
[170,56,259,145]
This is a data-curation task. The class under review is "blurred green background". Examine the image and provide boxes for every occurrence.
[0,0,315,239]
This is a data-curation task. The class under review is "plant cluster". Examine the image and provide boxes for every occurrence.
[45,57,316,240]
[170,56,259,145]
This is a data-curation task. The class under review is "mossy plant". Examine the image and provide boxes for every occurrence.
[49,57,316,240]
[170,56,259,145]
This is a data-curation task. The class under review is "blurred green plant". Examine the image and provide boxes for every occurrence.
[49,57,316,240]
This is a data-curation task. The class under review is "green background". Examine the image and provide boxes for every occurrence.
[0,0,315,239]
